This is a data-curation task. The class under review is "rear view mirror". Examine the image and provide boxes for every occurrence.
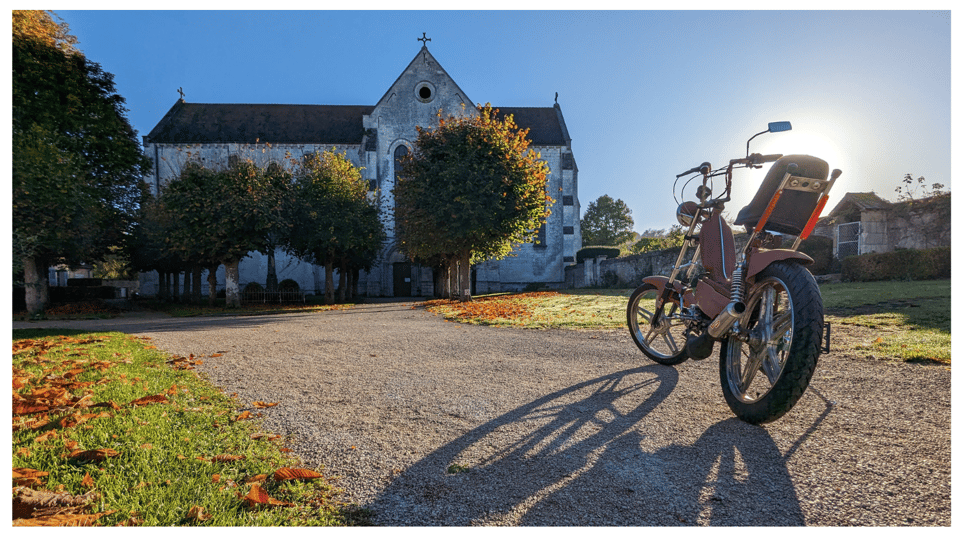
[768,121,792,133]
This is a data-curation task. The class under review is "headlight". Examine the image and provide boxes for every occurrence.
[676,201,699,227]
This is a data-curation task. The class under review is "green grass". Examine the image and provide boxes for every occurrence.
[820,280,950,364]
[819,279,950,309]
[12,329,370,526]
[425,280,950,364]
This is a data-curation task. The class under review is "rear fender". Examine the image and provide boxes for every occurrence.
[642,276,695,306]
[746,249,814,279]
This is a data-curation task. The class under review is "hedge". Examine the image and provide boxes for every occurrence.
[841,246,950,281]
[576,246,621,264]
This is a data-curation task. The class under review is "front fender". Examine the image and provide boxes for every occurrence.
[642,276,695,306]
[746,249,814,279]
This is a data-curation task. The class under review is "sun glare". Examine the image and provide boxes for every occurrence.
[774,129,846,173]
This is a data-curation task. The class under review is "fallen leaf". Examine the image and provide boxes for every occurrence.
[81,472,94,489]
[243,483,292,507]
[274,468,323,482]
[129,395,169,407]
[12,468,49,487]
[67,449,120,462]
[252,401,279,408]
[187,506,211,522]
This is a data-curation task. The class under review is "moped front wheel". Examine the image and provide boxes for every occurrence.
[719,261,823,424]
[627,283,689,365]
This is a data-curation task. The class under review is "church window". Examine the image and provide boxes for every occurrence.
[415,81,436,103]
[394,145,408,183]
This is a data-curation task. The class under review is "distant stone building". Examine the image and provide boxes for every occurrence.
[139,40,581,297]
[812,191,950,259]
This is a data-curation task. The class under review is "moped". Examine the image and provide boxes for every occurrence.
[627,122,841,423]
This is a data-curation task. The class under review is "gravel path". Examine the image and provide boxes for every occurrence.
[14,302,951,526]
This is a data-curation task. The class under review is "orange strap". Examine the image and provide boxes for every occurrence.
[799,195,830,240]
[754,190,782,232]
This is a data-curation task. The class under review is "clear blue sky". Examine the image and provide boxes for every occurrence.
[56,8,952,234]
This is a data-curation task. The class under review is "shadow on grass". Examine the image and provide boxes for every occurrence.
[825,296,950,333]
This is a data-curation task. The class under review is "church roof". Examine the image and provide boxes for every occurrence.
[145,101,571,147]
[144,100,375,144]
[495,106,571,147]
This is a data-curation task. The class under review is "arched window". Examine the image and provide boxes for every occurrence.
[394,145,408,184]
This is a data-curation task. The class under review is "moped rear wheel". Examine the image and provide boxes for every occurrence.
[627,283,689,365]
[719,261,823,424]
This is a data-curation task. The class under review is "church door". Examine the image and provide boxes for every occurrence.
[393,262,412,297]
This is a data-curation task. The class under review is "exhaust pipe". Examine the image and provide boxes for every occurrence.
[686,301,746,360]
[708,301,746,339]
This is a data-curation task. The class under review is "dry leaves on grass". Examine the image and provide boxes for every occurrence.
[243,483,292,507]
[12,486,113,526]
[273,468,323,482]
[421,292,559,323]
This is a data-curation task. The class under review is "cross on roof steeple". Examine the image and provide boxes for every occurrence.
[418,32,431,47]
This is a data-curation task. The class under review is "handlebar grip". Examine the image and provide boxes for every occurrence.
[759,153,783,163]
[676,162,712,178]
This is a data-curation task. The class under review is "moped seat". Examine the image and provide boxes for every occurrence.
[734,154,829,236]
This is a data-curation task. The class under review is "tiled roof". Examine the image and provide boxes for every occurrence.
[495,106,570,146]
[827,192,892,216]
[144,101,375,145]
[144,101,570,147]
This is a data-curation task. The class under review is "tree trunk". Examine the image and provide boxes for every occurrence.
[206,264,218,306]
[337,259,348,303]
[22,255,46,316]
[181,269,191,303]
[324,260,335,304]
[351,268,360,300]
[458,251,472,301]
[172,272,181,303]
[440,261,451,299]
[224,259,241,308]
[192,266,202,303]
[266,247,278,291]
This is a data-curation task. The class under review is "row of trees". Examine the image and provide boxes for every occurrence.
[132,150,384,307]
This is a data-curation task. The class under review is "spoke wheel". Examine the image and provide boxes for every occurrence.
[627,283,689,365]
[719,262,823,424]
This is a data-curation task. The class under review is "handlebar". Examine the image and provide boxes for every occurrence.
[730,153,783,166]
[676,161,712,178]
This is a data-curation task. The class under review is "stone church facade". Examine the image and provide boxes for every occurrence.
[140,42,582,297]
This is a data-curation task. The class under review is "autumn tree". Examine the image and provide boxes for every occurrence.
[395,105,552,299]
[284,150,384,304]
[581,195,635,246]
[13,10,149,314]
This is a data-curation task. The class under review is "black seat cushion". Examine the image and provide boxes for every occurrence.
[734,154,829,236]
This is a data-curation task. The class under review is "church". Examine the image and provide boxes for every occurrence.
[139,38,582,298]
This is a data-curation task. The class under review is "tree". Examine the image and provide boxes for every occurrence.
[12,10,78,53]
[158,160,293,307]
[13,11,149,314]
[631,225,685,254]
[285,150,384,304]
[581,195,635,246]
[395,105,552,299]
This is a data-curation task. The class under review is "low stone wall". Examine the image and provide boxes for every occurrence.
[565,247,693,288]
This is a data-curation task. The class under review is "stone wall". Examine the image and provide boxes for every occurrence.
[565,248,693,289]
